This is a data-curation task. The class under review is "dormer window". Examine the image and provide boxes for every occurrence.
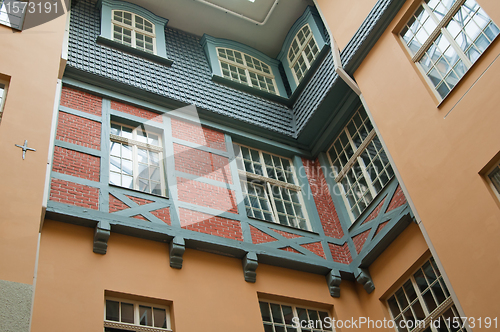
[112,10,155,54]
[217,48,278,95]
[287,24,320,84]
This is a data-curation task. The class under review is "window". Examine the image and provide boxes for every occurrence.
[109,122,166,197]
[400,0,499,99]
[327,107,394,222]
[487,162,500,199]
[235,145,310,230]
[0,81,7,123]
[112,10,155,54]
[387,257,462,332]
[0,0,26,30]
[288,24,320,84]
[217,48,278,95]
[259,300,332,332]
[105,297,171,331]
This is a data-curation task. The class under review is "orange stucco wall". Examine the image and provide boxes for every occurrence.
[31,219,428,332]
[352,0,500,321]
[315,0,379,51]
[0,14,67,285]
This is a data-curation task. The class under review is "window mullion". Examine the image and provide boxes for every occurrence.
[441,26,474,68]
[413,0,466,63]
[266,182,280,223]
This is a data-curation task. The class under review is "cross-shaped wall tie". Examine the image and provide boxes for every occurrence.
[15,140,36,160]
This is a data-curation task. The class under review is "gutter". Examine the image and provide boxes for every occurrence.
[312,0,361,95]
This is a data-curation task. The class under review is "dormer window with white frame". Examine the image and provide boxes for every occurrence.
[288,24,320,84]
[112,10,155,54]
[400,0,499,99]
[217,48,278,95]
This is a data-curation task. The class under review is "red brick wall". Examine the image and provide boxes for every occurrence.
[109,194,130,212]
[171,118,226,151]
[250,226,277,244]
[60,87,102,116]
[126,195,154,206]
[375,220,389,236]
[279,246,302,254]
[362,197,386,224]
[52,146,100,182]
[302,158,344,239]
[174,143,232,184]
[179,208,243,241]
[386,185,407,212]
[110,100,162,123]
[273,229,301,239]
[352,230,371,254]
[151,207,171,225]
[328,243,353,264]
[50,179,99,210]
[300,242,326,259]
[177,178,238,213]
[56,112,101,150]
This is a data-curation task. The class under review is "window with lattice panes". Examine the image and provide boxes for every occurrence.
[104,297,172,331]
[259,300,333,332]
[235,145,310,230]
[109,122,167,197]
[400,0,499,99]
[217,48,278,95]
[112,10,156,53]
[487,162,500,200]
[0,80,7,123]
[287,24,320,84]
[327,106,394,222]
[387,257,462,332]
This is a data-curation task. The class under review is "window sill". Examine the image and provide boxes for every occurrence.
[96,36,173,67]
[212,75,289,104]
[246,215,319,236]
[109,183,169,200]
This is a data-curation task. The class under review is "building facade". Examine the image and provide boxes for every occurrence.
[0,0,498,331]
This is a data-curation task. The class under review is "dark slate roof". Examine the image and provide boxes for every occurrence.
[67,0,401,138]
[68,0,294,136]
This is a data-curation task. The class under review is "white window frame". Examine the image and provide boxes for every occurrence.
[112,10,156,54]
[109,122,167,197]
[287,23,320,85]
[216,47,279,95]
[104,296,172,332]
[327,107,395,223]
[235,144,311,231]
[259,299,333,332]
[400,0,499,100]
[486,162,500,201]
[0,0,26,30]
[386,257,463,332]
[0,79,8,122]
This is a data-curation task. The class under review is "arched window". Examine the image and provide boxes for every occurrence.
[287,24,320,84]
[112,10,156,54]
[217,48,278,95]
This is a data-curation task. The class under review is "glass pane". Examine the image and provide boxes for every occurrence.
[105,300,119,321]
[153,308,167,328]
[121,303,134,324]
[271,303,283,324]
[260,302,272,322]
[139,305,152,326]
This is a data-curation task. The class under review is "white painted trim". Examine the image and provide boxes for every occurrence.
[194,0,279,26]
